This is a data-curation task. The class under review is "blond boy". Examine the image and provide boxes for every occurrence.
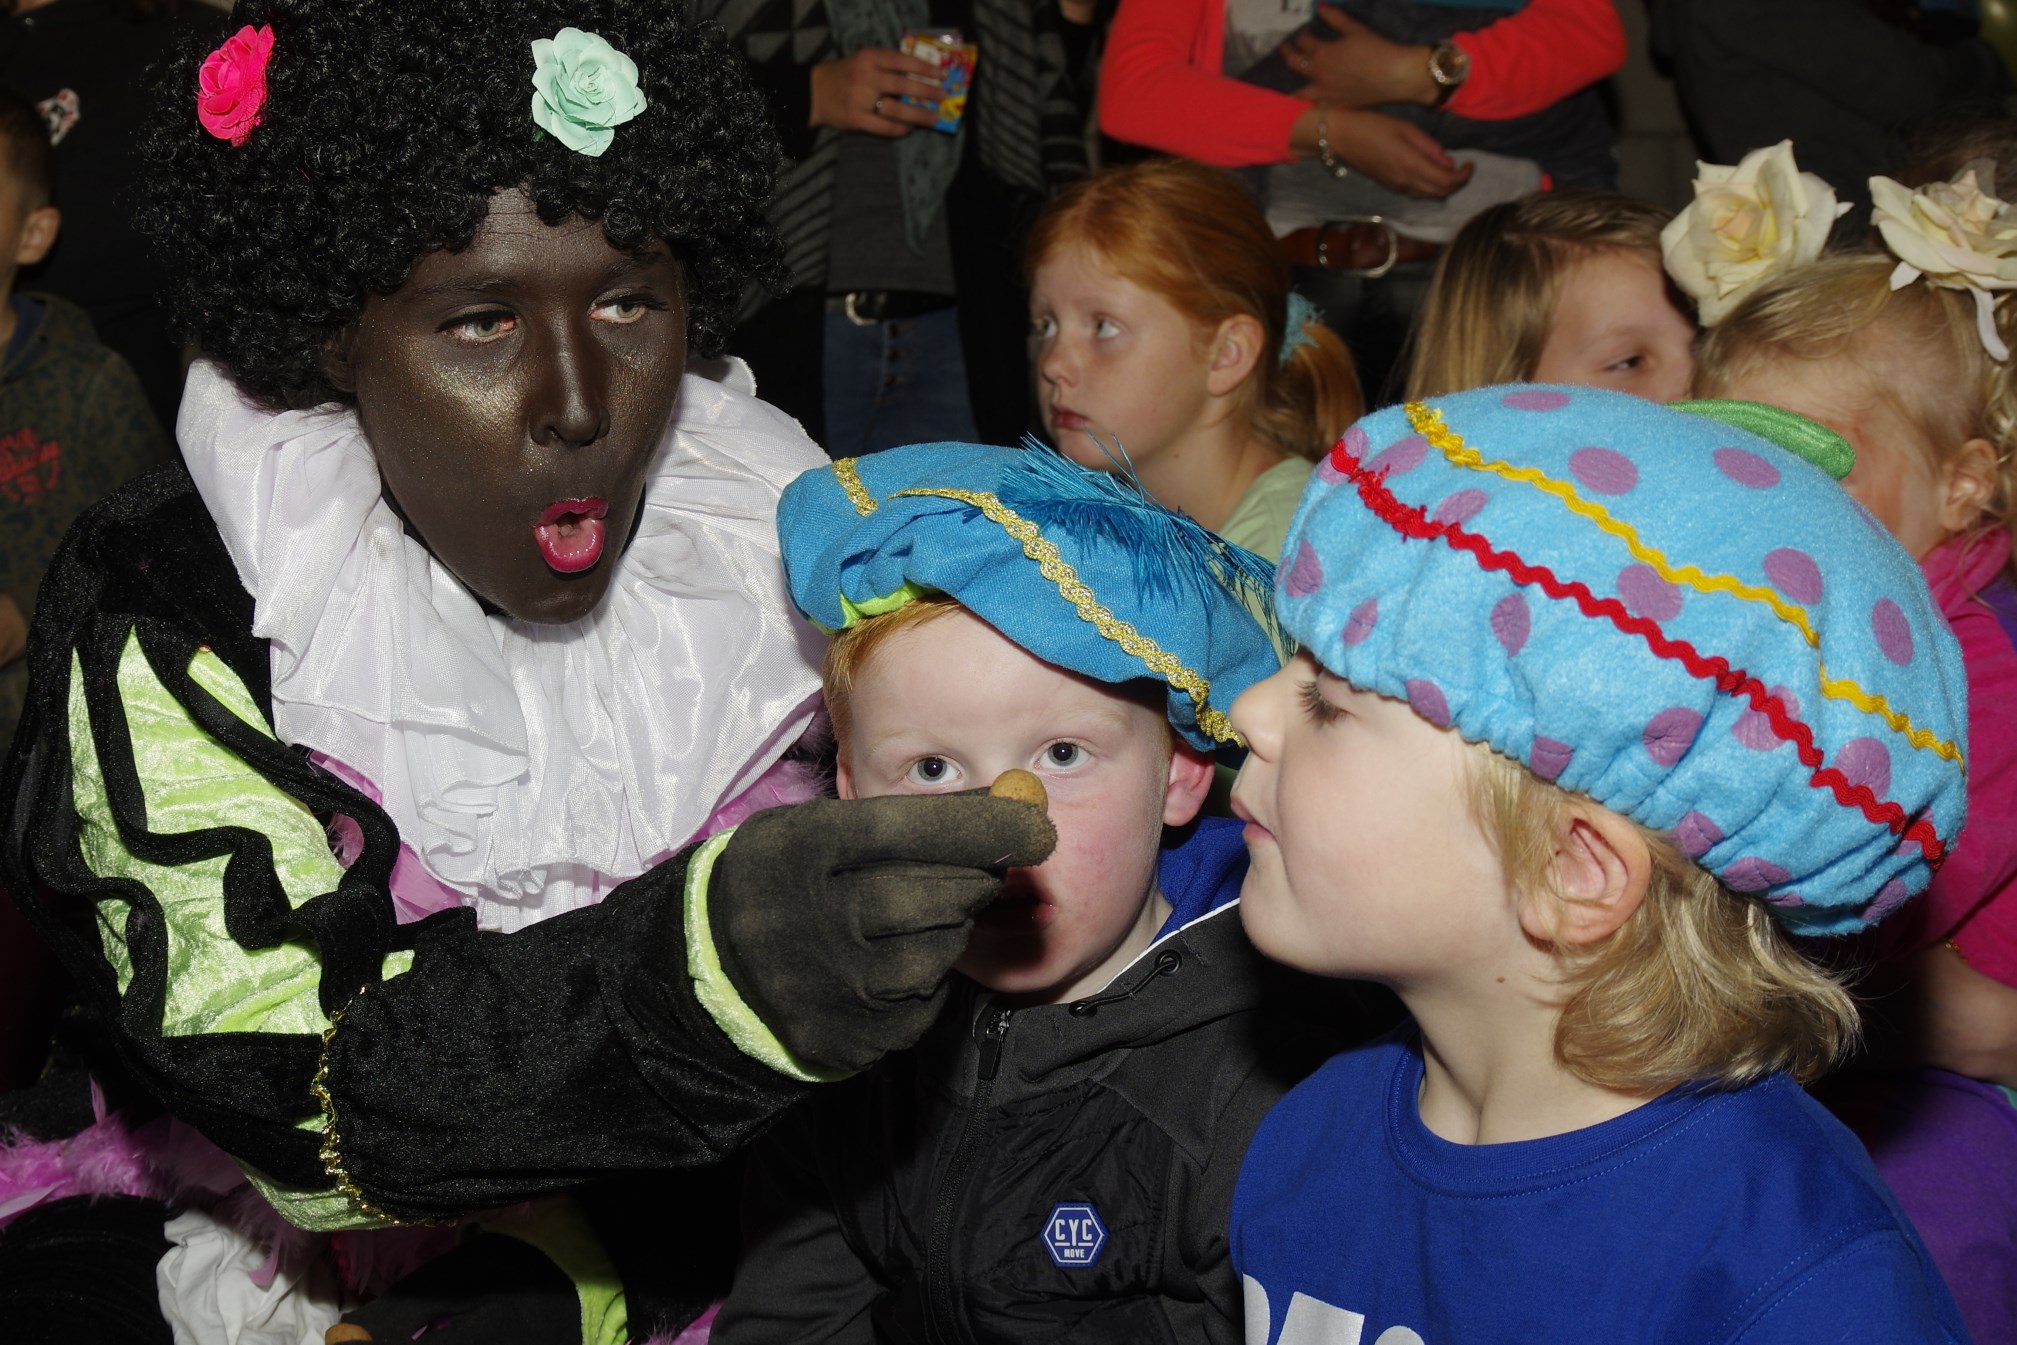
[717,442,1357,1344]
[1229,386,1970,1343]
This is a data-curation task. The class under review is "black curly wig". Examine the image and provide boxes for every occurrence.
[140,0,786,410]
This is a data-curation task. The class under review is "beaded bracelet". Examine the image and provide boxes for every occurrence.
[1315,107,1350,181]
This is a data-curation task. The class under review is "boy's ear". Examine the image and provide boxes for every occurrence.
[834,754,858,801]
[15,204,58,267]
[1162,740,1215,827]
[320,326,360,397]
[1517,801,1650,949]
[1939,436,2000,535]
[1204,314,1264,398]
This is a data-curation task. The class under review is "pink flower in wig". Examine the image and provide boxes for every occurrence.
[196,24,275,147]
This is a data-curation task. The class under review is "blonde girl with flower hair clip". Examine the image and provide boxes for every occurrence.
[1404,188,1694,403]
[1695,197,2017,1341]
[1025,156,1362,563]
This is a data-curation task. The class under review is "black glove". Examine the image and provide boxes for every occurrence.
[708,792,1056,1073]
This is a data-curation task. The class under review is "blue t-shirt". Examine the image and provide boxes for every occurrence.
[1231,1030,1968,1345]
[1156,814,1249,937]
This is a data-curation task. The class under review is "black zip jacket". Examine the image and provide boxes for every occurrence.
[716,821,1394,1344]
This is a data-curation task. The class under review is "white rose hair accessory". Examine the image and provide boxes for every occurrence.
[1870,163,2017,361]
[530,27,647,157]
[1662,140,1849,326]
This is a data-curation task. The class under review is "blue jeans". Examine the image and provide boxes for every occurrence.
[822,306,979,458]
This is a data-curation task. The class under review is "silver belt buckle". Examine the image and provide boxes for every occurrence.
[1316,216,1401,280]
[843,291,877,327]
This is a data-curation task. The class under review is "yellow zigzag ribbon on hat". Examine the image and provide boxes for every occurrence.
[891,486,1240,746]
[1402,403,1964,767]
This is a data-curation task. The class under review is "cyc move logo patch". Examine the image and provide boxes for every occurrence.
[1042,1202,1108,1268]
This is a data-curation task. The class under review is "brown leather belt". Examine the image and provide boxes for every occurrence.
[1279,218,1441,278]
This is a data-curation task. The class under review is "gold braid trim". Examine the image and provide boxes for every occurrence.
[892,487,1241,745]
[833,457,878,516]
[309,990,442,1228]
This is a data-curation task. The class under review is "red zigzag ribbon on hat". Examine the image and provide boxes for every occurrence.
[1331,442,1948,871]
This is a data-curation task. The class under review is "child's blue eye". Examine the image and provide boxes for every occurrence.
[1045,742,1082,768]
[906,756,957,786]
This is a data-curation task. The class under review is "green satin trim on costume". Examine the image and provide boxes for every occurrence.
[474,1196,629,1345]
[683,826,848,1084]
[242,1162,403,1232]
[70,635,420,1035]
[66,634,417,1230]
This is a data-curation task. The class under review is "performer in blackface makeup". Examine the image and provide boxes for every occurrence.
[0,3,1052,1341]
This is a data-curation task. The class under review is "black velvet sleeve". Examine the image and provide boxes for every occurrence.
[323,855,816,1220]
[2,466,813,1223]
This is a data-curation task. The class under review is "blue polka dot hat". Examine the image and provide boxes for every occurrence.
[1277,385,1968,935]
[780,442,1287,752]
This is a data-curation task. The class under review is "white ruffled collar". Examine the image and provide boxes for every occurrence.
[178,358,825,931]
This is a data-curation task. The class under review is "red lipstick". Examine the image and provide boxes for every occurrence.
[533,498,609,575]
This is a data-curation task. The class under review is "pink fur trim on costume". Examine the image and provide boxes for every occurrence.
[1,1085,255,1229]
[640,1300,719,1344]
[0,1095,457,1299]
[0,1107,172,1227]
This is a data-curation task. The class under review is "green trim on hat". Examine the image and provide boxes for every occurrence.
[835,580,937,631]
[1672,399,1856,480]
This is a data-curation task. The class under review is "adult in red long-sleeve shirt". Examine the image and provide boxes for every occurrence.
[1099,0,1623,196]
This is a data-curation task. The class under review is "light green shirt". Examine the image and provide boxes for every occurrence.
[1218,457,1315,563]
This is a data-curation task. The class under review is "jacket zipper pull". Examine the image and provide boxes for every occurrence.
[974,1006,1012,1081]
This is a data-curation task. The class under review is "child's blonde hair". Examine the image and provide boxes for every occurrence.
[822,594,965,756]
[822,594,1174,757]
[1406,191,1676,401]
[1467,744,1859,1092]
[1696,251,2017,564]
[1026,157,1362,460]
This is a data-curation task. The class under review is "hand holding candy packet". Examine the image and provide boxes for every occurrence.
[901,27,977,133]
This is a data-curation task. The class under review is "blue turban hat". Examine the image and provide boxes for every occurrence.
[780,444,1288,752]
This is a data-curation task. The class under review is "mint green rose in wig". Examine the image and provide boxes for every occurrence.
[530,27,647,157]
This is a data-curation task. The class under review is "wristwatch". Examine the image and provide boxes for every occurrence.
[1427,40,1469,106]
